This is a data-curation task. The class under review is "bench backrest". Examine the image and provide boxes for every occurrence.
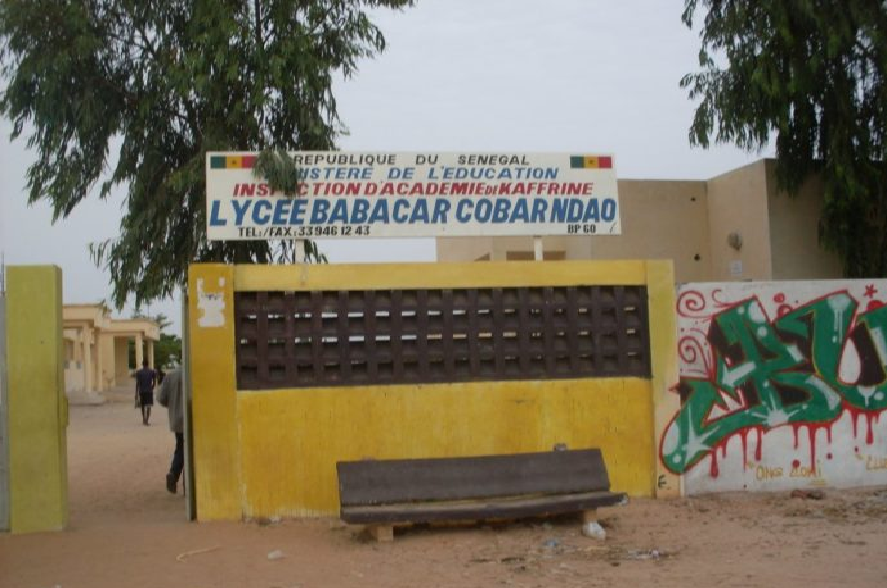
[337,449,611,506]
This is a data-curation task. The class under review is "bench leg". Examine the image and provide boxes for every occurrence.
[368,524,394,542]
[581,509,606,540]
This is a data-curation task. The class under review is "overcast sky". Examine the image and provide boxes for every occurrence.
[0,0,770,335]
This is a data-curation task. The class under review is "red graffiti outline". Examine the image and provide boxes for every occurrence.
[711,288,733,308]
[678,335,711,378]
[676,289,708,318]
[664,288,887,479]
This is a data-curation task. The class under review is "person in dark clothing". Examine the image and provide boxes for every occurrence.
[134,359,156,425]
[158,367,184,493]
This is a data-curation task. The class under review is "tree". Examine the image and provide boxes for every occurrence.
[128,332,181,369]
[128,312,180,368]
[154,333,183,369]
[146,313,181,369]
[681,1,887,277]
[0,0,411,307]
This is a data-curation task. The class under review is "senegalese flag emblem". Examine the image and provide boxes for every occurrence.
[210,154,257,169]
[569,155,613,169]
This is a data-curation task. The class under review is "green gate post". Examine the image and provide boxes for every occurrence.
[6,266,67,533]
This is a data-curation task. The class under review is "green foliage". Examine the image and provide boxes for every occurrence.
[254,149,301,196]
[0,0,411,307]
[146,314,181,368]
[154,332,182,370]
[682,1,887,276]
[128,332,180,369]
[251,149,327,263]
[127,312,179,368]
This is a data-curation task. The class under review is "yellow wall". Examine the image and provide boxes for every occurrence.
[238,379,652,517]
[189,260,676,520]
[6,266,68,533]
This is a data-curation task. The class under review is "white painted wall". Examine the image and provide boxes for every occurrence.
[663,280,887,494]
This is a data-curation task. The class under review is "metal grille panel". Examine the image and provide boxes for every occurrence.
[235,286,650,390]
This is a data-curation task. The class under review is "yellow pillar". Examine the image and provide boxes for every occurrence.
[646,260,681,497]
[73,327,82,363]
[147,340,155,368]
[82,328,92,393]
[6,266,68,533]
[188,264,240,520]
[95,332,104,392]
[135,333,144,368]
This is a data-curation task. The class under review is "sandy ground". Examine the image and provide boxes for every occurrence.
[3,388,887,588]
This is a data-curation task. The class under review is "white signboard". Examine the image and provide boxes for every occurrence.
[205,152,620,240]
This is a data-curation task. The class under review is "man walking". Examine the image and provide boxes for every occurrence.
[159,366,184,494]
[134,359,156,425]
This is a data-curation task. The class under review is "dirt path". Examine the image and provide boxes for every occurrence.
[2,389,887,588]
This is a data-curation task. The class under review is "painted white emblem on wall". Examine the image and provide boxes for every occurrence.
[197,277,226,328]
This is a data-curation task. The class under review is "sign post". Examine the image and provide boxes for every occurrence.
[206,152,620,241]
[533,236,543,261]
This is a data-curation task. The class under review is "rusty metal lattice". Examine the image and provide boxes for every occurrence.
[234,286,650,390]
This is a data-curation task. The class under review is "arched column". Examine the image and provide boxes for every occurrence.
[83,329,92,393]
[95,332,104,392]
[135,333,144,368]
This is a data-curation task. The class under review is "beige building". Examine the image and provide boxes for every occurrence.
[62,304,159,399]
[437,159,844,282]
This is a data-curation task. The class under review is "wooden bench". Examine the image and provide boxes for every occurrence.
[336,448,625,542]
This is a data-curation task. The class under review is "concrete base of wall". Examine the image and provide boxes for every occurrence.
[66,390,106,406]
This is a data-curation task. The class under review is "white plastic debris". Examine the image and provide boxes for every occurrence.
[627,549,661,560]
[267,549,286,560]
[582,521,606,540]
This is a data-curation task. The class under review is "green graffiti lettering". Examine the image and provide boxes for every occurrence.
[662,293,887,475]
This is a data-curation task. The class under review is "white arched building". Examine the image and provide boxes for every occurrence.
[62,304,159,402]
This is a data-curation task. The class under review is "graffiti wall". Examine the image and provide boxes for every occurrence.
[661,281,887,493]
